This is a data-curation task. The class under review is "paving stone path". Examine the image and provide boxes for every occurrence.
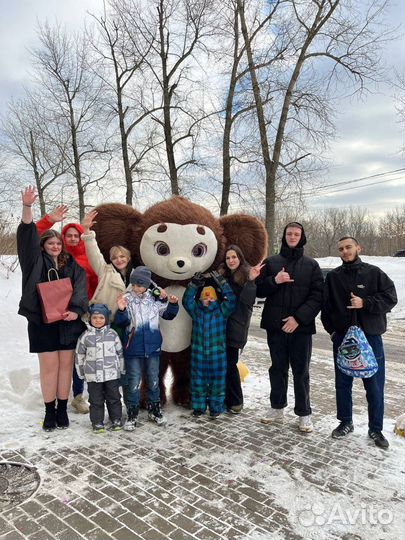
[1,317,404,540]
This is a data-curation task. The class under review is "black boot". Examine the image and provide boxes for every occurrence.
[148,402,166,425]
[43,400,56,431]
[124,406,139,431]
[56,399,69,429]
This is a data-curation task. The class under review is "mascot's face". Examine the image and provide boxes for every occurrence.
[140,222,218,280]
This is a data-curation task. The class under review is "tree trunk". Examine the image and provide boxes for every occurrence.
[68,99,84,220]
[237,0,274,252]
[116,85,133,205]
[29,130,46,216]
[221,8,240,216]
[158,1,179,195]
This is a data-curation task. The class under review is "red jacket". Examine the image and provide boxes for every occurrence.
[36,217,98,300]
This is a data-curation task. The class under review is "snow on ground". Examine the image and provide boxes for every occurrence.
[0,254,403,448]
[0,255,404,539]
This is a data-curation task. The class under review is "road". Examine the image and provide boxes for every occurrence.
[249,307,404,364]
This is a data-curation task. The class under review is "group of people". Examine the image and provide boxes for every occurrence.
[17,187,398,450]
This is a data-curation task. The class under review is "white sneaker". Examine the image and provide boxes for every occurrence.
[260,408,284,425]
[71,394,89,414]
[124,418,137,431]
[299,415,313,433]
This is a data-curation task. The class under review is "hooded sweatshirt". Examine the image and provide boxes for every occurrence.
[36,216,98,299]
[256,223,324,334]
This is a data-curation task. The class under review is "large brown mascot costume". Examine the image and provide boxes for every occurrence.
[92,197,267,406]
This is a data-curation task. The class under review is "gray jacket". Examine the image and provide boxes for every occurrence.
[75,324,125,383]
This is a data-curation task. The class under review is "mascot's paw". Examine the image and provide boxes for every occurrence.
[394,413,405,437]
[172,387,191,408]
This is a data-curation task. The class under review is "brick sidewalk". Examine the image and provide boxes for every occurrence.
[1,326,404,540]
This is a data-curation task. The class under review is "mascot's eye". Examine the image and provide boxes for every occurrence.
[154,241,170,256]
[192,243,207,257]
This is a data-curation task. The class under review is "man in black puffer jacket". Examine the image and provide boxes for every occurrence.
[256,222,323,432]
[321,236,397,449]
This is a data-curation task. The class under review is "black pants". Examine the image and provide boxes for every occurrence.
[225,346,243,408]
[87,379,122,425]
[266,332,312,416]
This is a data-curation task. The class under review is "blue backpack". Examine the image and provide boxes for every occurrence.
[337,326,378,378]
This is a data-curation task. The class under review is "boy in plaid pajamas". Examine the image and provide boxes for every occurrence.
[183,271,236,418]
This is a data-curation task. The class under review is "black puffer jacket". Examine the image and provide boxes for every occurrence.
[17,221,88,345]
[226,275,256,349]
[321,258,397,335]
[256,237,323,334]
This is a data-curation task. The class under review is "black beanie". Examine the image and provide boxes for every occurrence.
[281,222,307,248]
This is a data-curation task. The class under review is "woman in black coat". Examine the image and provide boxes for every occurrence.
[17,186,88,431]
[219,245,262,413]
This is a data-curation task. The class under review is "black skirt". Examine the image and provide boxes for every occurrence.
[28,320,79,353]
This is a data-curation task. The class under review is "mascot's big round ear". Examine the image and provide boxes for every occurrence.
[92,203,143,263]
[219,214,268,265]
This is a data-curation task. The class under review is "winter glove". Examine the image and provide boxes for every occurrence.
[210,270,227,289]
[191,272,205,287]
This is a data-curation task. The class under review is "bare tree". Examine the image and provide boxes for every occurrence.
[90,1,166,205]
[117,0,216,195]
[31,22,111,219]
[378,206,405,255]
[0,93,70,215]
[235,0,392,251]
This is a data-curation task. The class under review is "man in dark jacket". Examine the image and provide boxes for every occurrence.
[256,222,323,432]
[321,236,397,449]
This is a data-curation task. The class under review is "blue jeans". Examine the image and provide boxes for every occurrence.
[125,354,160,408]
[333,333,385,432]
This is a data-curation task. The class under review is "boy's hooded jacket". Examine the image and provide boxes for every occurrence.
[256,223,323,334]
[75,323,125,382]
[36,217,98,299]
[114,290,179,357]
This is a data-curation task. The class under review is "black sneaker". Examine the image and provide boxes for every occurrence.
[368,430,389,449]
[93,423,105,434]
[148,402,167,426]
[108,419,123,432]
[209,412,220,420]
[124,407,139,431]
[192,409,204,418]
[331,421,354,439]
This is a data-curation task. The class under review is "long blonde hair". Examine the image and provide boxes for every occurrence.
[109,245,131,263]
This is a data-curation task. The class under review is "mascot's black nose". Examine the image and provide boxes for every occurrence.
[177,260,185,268]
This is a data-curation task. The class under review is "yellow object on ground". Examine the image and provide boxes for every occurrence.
[394,413,405,437]
[237,360,249,382]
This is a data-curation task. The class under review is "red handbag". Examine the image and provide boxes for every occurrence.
[36,268,73,324]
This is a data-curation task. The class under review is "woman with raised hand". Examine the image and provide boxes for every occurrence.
[218,245,262,414]
[17,186,88,431]
[81,210,133,319]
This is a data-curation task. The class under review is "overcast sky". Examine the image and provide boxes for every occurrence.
[0,0,404,216]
